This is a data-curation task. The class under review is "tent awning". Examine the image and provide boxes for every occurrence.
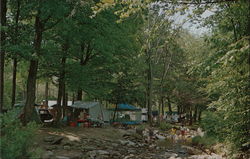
[69,101,99,109]
[115,104,141,111]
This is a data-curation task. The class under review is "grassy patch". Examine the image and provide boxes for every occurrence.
[156,138,173,148]
[192,135,218,149]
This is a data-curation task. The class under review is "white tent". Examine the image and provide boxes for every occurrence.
[70,101,105,121]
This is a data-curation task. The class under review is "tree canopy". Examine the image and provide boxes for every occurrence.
[0,0,249,157]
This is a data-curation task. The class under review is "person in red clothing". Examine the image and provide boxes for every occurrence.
[180,124,186,137]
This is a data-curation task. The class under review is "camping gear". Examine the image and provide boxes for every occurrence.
[69,121,77,127]
[84,121,91,127]
[111,103,142,126]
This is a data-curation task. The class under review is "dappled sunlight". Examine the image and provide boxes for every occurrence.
[47,131,81,141]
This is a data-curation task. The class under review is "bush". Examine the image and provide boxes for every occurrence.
[0,109,39,159]
[192,135,217,148]
[159,122,172,131]
[200,111,227,142]
[200,111,250,155]
[136,124,145,135]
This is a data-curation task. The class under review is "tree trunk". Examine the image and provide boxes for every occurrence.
[11,58,18,108]
[180,105,184,114]
[147,53,153,126]
[158,98,161,123]
[55,43,67,123]
[72,93,75,104]
[0,0,7,113]
[177,105,180,115]
[55,64,66,123]
[76,43,87,101]
[161,96,164,117]
[231,19,238,41]
[189,106,193,125]
[62,85,67,117]
[24,60,39,124]
[198,110,202,121]
[56,79,63,122]
[55,58,66,122]
[193,105,198,122]
[77,90,82,101]
[177,104,182,123]
[105,101,108,108]
[45,81,49,107]
[11,0,20,109]
[36,81,39,101]
[112,103,118,122]
[24,15,43,125]
[167,96,172,113]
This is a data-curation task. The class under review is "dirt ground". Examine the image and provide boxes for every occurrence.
[37,126,124,142]
[32,126,223,159]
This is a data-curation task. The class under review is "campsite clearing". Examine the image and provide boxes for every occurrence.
[32,126,224,159]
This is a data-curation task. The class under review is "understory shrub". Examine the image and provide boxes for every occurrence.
[200,111,227,142]
[0,108,39,159]
[136,124,146,135]
[159,122,172,131]
[192,135,218,149]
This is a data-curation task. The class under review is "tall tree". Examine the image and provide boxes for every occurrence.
[0,0,7,112]
[187,0,250,153]
[23,0,72,124]
[11,0,21,108]
[140,2,181,124]
[55,43,68,122]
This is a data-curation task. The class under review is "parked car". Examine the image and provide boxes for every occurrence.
[38,109,54,123]
[14,103,52,123]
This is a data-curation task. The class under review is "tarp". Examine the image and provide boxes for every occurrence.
[70,101,99,109]
[116,104,141,111]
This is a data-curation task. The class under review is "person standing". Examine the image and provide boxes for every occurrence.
[180,125,186,137]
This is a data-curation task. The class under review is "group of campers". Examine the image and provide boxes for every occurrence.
[36,100,193,129]
[164,113,187,123]
[36,101,103,127]
[170,125,189,143]
[151,112,187,124]
[62,110,98,127]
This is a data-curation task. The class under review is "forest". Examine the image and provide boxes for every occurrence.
[0,0,249,159]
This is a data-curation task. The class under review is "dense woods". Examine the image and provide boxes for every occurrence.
[0,0,249,158]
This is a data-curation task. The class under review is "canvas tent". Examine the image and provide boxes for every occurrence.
[69,101,109,122]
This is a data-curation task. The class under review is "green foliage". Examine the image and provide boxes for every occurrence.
[205,36,250,152]
[188,0,250,154]
[2,0,249,156]
[200,111,227,142]
[136,124,146,130]
[0,109,40,159]
[159,122,172,131]
[192,135,217,149]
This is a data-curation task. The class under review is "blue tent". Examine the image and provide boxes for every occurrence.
[117,104,141,111]
[109,104,141,125]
